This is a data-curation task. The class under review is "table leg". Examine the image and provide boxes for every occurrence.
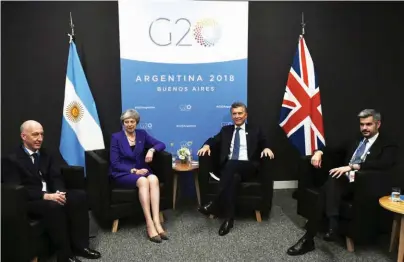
[390,214,401,252]
[173,173,178,210]
[194,171,201,206]
[397,215,404,262]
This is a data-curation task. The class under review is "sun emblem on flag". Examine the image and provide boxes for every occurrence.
[66,101,84,123]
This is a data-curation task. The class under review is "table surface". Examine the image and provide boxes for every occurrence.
[379,196,404,215]
[172,160,199,172]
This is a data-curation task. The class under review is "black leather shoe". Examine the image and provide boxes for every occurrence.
[75,248,101,259]
[198,201,216,217]
[287,234,315,256]
[218,219,234,236]
[68,257,82,262]
[323,228,337,242]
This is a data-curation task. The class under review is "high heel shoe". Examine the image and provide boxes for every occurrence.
[158,231,169,240]
[148,234,162,243]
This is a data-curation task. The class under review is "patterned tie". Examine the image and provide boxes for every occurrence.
[351,139,368,164]
[231,127,241,160]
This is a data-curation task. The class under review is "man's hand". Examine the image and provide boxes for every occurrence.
[145,150,154,163]
[329,166,351,178]
[311,151,323,168]
[197,145,211,156]
[44,191,66,205]
[260,148,274,159]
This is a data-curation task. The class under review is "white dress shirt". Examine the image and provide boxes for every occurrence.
[25,147,47,192]
[350,132,379,162]
[228,123,248,161]
[347,132,379,182]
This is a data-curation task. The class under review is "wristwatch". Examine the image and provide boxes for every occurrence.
[148,148,156,153]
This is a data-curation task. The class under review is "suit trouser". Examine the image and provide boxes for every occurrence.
[27,189,89,260]
[215,160,257,218]
[306,175,354,238]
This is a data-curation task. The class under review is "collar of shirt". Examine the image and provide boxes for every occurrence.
[23,146,40,157]
[365,132,379,146]
[234,123,246,131]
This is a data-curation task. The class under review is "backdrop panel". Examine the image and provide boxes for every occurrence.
[118,0,248,158]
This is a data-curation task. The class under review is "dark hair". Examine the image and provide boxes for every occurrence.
[230,101,247,113]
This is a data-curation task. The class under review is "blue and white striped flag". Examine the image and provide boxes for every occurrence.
[60,40,105,167]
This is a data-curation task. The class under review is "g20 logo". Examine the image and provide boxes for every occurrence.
[179,104,192,111]
[180,141,193,148]
[138,123,153,129]
[149,18,221,47]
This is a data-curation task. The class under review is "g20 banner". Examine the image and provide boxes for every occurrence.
[118,0,248,158]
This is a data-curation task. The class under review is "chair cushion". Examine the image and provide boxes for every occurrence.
[111,188,138,204]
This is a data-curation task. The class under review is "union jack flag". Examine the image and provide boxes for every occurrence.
[279,35,325,155]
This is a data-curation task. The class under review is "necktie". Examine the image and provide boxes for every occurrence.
[231,127,241,160]
[351,139,368,164]
[32,152,40,171]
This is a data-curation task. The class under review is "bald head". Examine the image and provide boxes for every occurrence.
[20,120,43,133]
[20,120,44,151]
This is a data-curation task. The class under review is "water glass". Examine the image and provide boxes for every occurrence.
[392,187,401,202]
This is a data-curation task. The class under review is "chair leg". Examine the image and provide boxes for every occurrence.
[346,236,355,252]
[390,214,400,252]
[159,211,164,223]
[255,210,262,222]
[112,219,119,233]
[31,257,38,262]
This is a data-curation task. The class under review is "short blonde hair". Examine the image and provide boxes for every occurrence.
[120,109,140,124]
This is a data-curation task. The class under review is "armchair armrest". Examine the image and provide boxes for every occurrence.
[61,165,85,190]
[354,170,392,199]
[149,151,174,202]
[1,184,36,262]
[85,150,111,213]
[149,150,172,184]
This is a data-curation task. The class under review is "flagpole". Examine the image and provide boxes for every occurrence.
[69,12,75,43]
[301,12,305,36]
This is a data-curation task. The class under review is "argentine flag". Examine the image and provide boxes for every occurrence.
[60,40,105,167]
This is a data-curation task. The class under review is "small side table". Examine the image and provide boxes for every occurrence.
[379,196,404,262]
[172,160,200,210]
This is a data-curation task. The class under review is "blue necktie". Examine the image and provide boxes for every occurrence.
[351,139,368,164]
[231,127,241,160]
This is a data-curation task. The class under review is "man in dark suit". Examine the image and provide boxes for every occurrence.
[2,120,101,262]
[287,109,399,256]
[197,102,275,236]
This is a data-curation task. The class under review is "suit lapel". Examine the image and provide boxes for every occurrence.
[119,131,134,157]
[367,134,383,158]
[224,125,234,155]
[246,124,251,157]
[16,147,40,179]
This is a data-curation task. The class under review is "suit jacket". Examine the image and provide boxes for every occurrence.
[203,124,271,167]
[323,133,398,171]
[109,129,166,179]
[1,146,65,201]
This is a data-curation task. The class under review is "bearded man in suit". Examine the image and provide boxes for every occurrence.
[197,102,275,236]
[287,109,399,256]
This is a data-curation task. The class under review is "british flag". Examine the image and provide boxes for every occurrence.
[279,35,325,155]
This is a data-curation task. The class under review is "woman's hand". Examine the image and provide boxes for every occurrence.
[145,150,154,163]
[136,168,149,175]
